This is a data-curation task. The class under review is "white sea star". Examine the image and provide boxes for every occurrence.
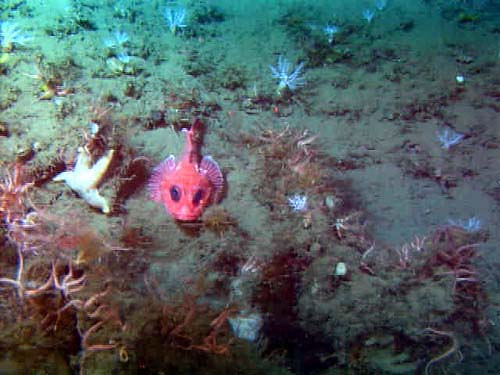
[53,147,114,213]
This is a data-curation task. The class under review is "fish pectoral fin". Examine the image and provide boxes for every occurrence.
[148,155,177,202]
[199,156,224,200]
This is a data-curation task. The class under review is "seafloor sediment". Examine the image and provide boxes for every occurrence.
[0,0,499,374]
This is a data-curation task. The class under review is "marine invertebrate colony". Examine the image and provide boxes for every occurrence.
[323,24,339,44]
[0,21,31,52]
[102,30,138,75]
[375,0,388,11]
[448,216,481,232]
[103,30,129,49]
[288,193,308,212]
[164,6,187,34]
[436,128,464,149]
[362,9,375,23]
[269,55,305,95]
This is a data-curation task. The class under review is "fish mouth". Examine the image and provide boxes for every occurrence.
[172,212,200,221]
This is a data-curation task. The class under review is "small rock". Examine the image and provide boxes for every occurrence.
[0,122,9,137]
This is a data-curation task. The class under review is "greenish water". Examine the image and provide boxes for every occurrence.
[0,0,499,373]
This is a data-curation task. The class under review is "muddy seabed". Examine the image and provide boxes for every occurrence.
[1,0,499,374]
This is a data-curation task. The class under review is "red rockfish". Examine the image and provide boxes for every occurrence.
[148,119,224,221]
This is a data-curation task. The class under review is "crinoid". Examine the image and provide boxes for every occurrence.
[257,124,294,161]
[253,125,326,190]
[161,295,236,356]
[25,62,74,100]
[0,162,33,224]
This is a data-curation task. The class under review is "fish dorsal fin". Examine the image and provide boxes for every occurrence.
[199,156,224,202]
[183,120,204,165]
[164,155,177,169]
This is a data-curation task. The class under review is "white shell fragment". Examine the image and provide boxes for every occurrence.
[334,262,347,276]
[228,312,263,342]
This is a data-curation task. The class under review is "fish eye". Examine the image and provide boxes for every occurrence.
[192,189,204,206]
[170,185,181,202]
